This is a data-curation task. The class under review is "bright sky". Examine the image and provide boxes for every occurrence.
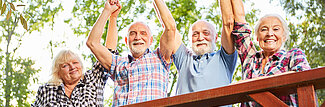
[10,0,287,104]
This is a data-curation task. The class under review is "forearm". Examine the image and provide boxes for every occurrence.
[87,9,113,69]
[105,17,118,50]
[231,0,246,23]
[220,0,235,54]
[154,0,182,61]
[154,0,176,30]
[87,9,111,47]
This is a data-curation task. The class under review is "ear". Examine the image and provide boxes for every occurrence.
[216,33,218,42]
[150,36,153,45]
[256,36,259,41]
[125,37,128,45]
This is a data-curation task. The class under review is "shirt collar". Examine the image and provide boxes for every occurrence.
[128,48,151,63]
[193,52,214,60]
[256,49,285,61]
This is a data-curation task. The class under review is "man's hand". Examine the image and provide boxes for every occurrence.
[109,0,117,5]
[104,0,119,14]
[110,0,122,18]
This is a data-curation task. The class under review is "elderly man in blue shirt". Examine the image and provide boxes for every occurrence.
[154,0,237,96]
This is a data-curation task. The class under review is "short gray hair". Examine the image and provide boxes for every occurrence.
[127,21,152,38]
[48,50,84,86]
[254,14,290,42]
[188,20,217,39]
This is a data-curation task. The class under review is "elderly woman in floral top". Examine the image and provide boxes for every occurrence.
[225,0,311,106]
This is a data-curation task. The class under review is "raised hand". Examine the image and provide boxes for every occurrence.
[104,0,119,14]
[109,0,117,5]
[110,0,122,18]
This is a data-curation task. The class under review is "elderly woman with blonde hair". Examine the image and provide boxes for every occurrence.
[223,0,311,106]
[32,0,121,106]
[32,50,109,106]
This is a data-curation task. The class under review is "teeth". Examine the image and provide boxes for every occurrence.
[264,40,275,43]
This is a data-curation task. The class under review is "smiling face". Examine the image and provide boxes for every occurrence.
[58,58,83,84]
[191,21,217,55]
[257,16,286,54]
[127,22,153,57]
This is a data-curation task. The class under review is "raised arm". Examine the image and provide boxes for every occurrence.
[231,0,246,23]
[105,0,121,50]
[153,0,182,62]
[231,0,255,63]
[220,0,235,54]
[86,0,118,70]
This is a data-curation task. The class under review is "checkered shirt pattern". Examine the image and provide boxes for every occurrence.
[98,48,171,106]
[31,63,109,107]
[232,22,311,107]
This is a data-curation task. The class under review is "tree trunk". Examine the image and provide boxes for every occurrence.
[5,18,12,107]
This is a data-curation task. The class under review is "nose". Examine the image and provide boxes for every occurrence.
[69,64,76,70]
[197,33,205,41]
[134,33,141,40]
[267,29,275,36]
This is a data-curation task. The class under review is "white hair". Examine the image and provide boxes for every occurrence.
[254,14,290,42]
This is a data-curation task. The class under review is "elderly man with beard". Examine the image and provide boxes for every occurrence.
[153,0,238,97]
[86,0,173,106]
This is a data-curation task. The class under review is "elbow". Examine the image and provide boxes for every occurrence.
[86,40,95,49]
[163,16,177,31]
[165,27,177,32]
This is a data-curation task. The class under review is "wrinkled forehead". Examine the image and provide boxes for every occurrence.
[128,22,150,33]
[259,16,283,28]
[191,21,214,32]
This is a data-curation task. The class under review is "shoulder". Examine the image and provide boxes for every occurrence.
[287,48,306,57]
[36,83,60,94]
[288,48,304,53]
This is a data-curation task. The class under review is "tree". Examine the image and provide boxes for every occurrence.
[273,0,325,105]
[0,0,63,106]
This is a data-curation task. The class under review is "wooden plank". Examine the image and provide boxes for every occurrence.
[297,85,317,107]
[123,67,325,107]
[249,91,288,107]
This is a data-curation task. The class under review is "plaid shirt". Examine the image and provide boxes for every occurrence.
[232,22,311,107]
[32,64,109,107]
[98,48,171,106]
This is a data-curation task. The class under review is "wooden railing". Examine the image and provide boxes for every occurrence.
[124,67,325,107]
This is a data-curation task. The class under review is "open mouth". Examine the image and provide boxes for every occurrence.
[133,43,144,45]
[196,43,207,47]
[264,39,276,43]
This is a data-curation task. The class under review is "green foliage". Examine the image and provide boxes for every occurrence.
[0,0,63,106]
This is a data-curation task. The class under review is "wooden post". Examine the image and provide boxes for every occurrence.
[297,85,317,107]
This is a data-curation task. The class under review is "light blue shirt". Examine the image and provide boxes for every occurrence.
[173,43,237,95]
